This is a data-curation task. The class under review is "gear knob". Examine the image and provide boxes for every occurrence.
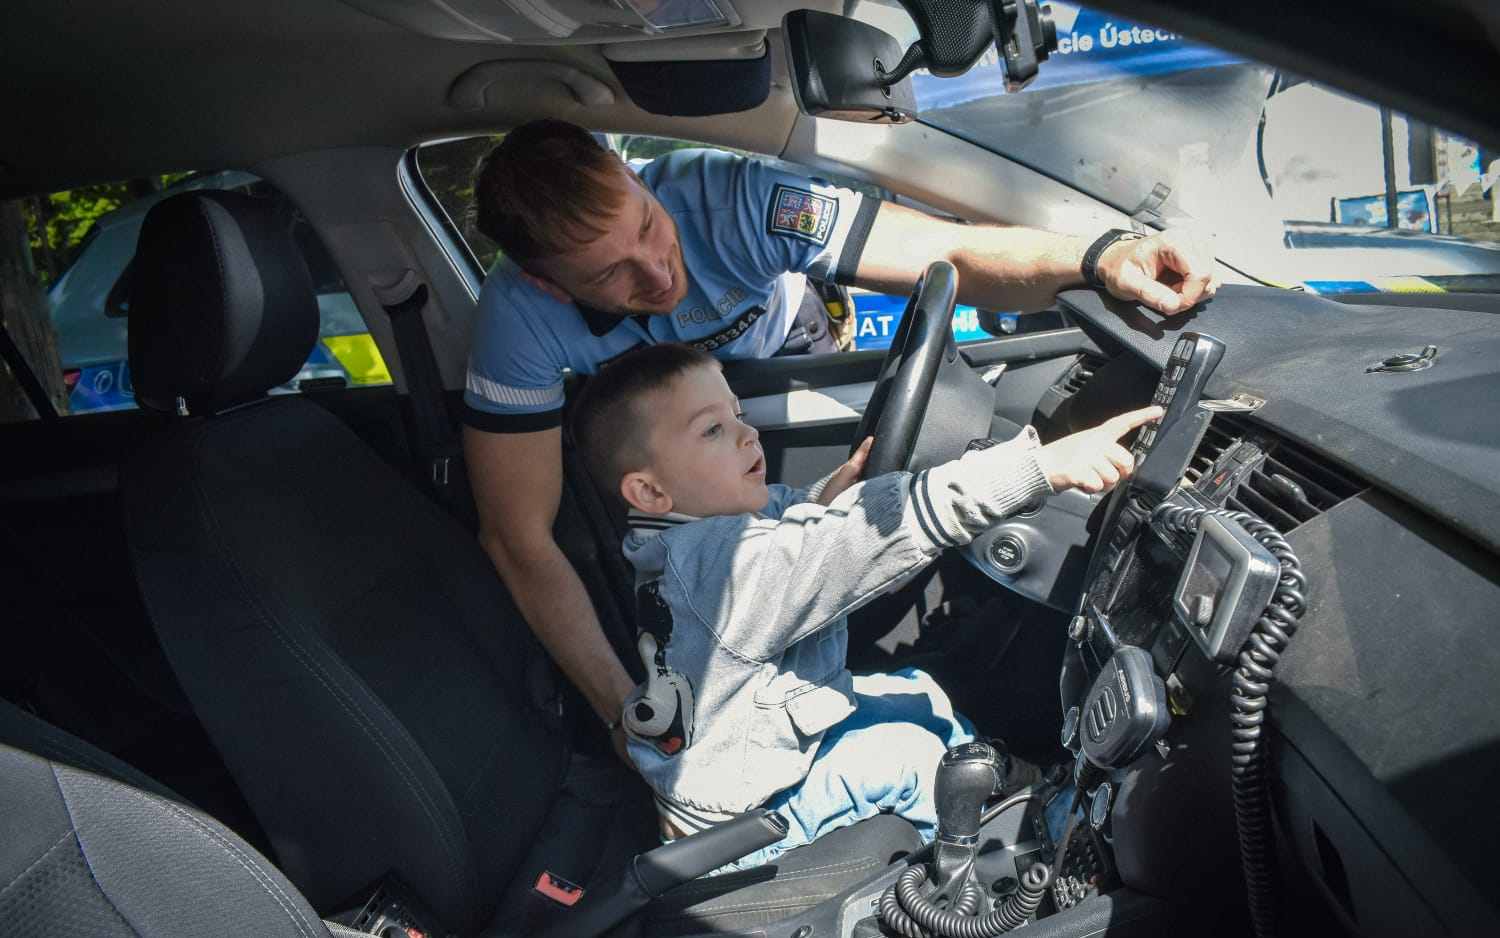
[935,740,1008,844]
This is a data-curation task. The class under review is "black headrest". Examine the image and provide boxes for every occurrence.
[128,191,319,415]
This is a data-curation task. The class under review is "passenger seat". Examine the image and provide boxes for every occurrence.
[0,741,348,938]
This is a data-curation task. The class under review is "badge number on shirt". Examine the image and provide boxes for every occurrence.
[767,185,837,246]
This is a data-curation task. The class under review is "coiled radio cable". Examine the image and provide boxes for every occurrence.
[1151,504,1306,938]
[879,862,1050,938]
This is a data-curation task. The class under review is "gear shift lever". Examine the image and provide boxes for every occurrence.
[932,741,1008,887]
[880,740,1051,937]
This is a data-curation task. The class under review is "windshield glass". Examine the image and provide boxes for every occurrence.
[852,1,1500,291]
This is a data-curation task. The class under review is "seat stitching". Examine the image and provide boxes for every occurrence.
[46,766,148,938]
[184,417,468,864]
[175,423,470,890]
[137,792,322,938]
[0,830,76,896]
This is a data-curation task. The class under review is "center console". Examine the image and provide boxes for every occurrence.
[828,332,1301,937]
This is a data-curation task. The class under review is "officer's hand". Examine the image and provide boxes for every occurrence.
[1097,229,1219,316]
[816,436,873,506]
[1037,407,1162,495]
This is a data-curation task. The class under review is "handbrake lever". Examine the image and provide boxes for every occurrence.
[535,809,787,938]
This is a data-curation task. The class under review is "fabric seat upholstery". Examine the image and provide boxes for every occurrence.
[119,189,919,936]
[0,743,334,938]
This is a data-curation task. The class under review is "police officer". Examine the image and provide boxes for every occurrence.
[461,119,1216,756]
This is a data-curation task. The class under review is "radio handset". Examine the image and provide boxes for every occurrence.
[1129,333,1225,503]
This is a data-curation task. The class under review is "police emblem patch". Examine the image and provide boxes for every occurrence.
[767,184,837,246]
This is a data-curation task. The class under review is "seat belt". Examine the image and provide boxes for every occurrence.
[0,317,58,421]
[373,270,460,509]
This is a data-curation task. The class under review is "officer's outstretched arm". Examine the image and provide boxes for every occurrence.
[464,425,636,744]
[849,201,1217,315]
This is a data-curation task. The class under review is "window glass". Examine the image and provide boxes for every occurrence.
[414,132,1001,355]
[414,134,505,273]
[5,172,389,422]
[851,0,1500,293]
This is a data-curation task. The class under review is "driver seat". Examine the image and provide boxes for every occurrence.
[119,190,921,936]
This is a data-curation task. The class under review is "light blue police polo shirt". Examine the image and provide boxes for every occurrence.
[461,148,879,432]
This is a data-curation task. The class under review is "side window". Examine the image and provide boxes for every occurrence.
[4,172,389,422]
[413,134,505,274]
[411,133,997,358]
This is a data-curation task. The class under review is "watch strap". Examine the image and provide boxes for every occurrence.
[1081,228,1144,288]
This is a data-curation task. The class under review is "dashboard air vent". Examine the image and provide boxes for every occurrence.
[1183,414,1365,534]
[1055,353,1108,397]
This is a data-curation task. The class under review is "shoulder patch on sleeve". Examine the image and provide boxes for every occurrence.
[766,184,838,246]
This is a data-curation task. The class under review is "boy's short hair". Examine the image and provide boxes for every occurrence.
[571,343,719,498]
[471,119,627,267]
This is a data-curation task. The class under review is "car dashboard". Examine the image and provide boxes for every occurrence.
[957,287,1500,934]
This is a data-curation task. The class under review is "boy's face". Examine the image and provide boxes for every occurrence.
[622,364,769,518]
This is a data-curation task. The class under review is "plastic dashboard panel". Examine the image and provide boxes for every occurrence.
[1273,490,1499,931]
[1055,285,1500,557]
[1053,286,1500,929]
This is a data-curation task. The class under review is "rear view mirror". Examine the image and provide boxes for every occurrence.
[782,10,916,124]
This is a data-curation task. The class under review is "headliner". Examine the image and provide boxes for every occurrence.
[3,0,1498,195]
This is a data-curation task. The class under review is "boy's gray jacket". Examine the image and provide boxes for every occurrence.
[621,431,1052,828]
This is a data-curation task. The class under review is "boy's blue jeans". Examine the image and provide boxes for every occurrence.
[721,667,974,872]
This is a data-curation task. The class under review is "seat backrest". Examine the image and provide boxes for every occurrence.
[0,742,333,938]
[120,191,569,933]
[0,697,183,804]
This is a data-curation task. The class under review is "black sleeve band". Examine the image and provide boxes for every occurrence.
[460,402,564,434]
[832,197,882,286]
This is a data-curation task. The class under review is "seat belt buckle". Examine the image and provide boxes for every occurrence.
[534,871,585,907]
[430,456,450,487]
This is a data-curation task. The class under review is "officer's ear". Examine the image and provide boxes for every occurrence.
[621,471,673,515]
[518,269,574,304]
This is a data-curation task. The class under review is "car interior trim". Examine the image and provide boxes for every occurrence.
[397,151,483,303]
[739,380,873,431]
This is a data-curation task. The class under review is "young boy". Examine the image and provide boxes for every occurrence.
[571,343,1160,869]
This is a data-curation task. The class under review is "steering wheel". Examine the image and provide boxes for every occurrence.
[852,261,963,475]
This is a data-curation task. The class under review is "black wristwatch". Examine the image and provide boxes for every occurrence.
[1081,228,1145,289]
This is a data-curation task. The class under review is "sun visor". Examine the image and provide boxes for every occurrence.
[604,33,770,116]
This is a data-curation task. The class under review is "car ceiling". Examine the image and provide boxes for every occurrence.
[3,0,1498,197]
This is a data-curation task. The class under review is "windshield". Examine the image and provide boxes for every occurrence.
[852,1,1500,291]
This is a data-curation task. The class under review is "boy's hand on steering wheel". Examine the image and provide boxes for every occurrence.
[816,436,874,506]
[1037,406,1163,495]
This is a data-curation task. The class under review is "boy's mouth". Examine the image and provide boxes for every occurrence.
[746,455,765,478]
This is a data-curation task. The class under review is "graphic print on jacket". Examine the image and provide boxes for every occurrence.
[625,581,696,757]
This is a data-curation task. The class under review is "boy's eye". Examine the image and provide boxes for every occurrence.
[703,423,722,439]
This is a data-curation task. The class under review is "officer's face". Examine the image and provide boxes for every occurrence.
[623,364,769,518]
[535,163,688,315]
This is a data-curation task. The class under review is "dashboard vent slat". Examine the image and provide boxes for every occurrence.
[1185,412,1366,534]
[1247,470,1320,524]
[1054,353,1108,397]
[1263,447,1363,504]
[1232,483,1304,533]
